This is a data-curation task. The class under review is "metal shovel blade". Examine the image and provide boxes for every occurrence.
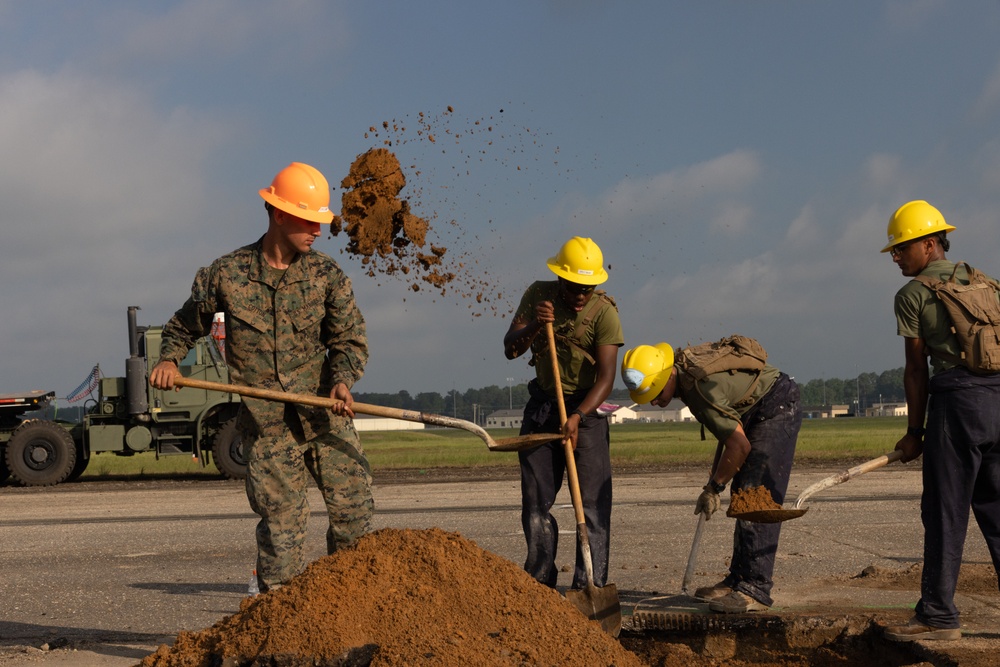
[488,433,562,451]
[566,583,622,638]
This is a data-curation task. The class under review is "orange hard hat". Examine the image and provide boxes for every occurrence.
[259,162,334,224]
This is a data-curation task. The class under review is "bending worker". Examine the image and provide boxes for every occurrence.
[880,200,1000,642]
[503,236,624,590]
[150,162,373,593]
[621,337,801,613]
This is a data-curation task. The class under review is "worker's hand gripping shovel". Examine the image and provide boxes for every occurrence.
[728,450,905,523]
[545,322,622,637]
[166,376,559,452]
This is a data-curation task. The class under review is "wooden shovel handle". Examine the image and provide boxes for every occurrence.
[792,449,904,509]
[169,375,489,438]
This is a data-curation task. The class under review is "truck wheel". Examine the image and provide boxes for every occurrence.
[65,444,89,483]
[5,420,77,487]
[213,419,247,480]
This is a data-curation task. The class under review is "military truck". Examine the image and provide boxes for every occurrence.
[0,306,245,487]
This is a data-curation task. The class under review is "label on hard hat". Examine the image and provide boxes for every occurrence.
[577,269,594,275]
[622,368,645,392]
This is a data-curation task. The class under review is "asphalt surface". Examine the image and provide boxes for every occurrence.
[1,463,997,666]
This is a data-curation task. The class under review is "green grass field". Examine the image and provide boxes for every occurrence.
[79,416,908,480]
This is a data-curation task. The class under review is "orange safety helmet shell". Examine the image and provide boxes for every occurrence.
[259,162,334,224]
[546,236,609,286]
[881,200,955,253]
[620,343,675,405]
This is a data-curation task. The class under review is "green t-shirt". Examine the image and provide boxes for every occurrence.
[677,364,780,442]
[894,260,967,376]
[514,280,624,395]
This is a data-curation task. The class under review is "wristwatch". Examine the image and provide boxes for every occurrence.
[906,426,926,439]
[571,408,587,421]
[706,478,726,494]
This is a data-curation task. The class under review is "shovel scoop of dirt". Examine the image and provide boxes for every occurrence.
[726,485,807,523]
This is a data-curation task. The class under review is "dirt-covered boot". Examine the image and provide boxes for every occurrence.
[692,582,732,602]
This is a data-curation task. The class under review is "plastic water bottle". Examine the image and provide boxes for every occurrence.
[247,569,259,597]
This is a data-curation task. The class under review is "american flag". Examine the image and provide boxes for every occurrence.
[67,365,101,402]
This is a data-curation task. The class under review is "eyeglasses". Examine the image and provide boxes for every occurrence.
[889,241,913,258]
[558,278,595,295]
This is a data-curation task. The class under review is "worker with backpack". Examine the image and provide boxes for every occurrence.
[881,200,1000,642]
[620,335,801,614]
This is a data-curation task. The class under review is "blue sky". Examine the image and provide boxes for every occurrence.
[3,1,1000,402]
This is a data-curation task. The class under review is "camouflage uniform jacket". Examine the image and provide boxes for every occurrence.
[159,236,368,440]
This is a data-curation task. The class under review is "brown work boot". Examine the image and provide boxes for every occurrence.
[884,617,961,641]
[692,582,732,602]
[708,591,770,614]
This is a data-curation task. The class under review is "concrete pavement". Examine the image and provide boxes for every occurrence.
[1,464,997,665]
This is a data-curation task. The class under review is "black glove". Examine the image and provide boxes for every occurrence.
[695,485,722,520]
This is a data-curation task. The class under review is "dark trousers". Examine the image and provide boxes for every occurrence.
[518,387,612,589]
[917,367,1000,629]
[724,373,801,606]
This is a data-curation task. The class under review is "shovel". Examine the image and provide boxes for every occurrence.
[729,450,905,523]
[167,376,559,452]
[681,513,707,596]
[545,323,622,637]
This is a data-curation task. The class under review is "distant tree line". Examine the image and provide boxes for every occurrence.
[355,367,908,424]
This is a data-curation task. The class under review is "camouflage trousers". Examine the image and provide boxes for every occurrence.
[242,405,373,590]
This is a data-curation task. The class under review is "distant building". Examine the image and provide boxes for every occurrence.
[865,402,908,418]
[486,409,523,429]
[354,414,425,432]
[603,404,636,424]
[628,399,693,423]
[803,404,851,419]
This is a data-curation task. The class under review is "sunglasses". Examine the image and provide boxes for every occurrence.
[559,278,595,295]
[889,241,914,258]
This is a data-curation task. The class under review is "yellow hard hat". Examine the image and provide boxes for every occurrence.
[620,343,675,404]
[546,237,609,286]
[259,162,334,224]
[881,200,955,253]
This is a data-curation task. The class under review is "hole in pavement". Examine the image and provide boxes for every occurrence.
[619,615,931,667]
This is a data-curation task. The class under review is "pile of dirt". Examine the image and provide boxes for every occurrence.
[846,562,999,593]
[726,486,781,516]
[137,527,644,667]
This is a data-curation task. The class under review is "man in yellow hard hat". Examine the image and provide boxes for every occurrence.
[620,337,800,614]
[880,200,1000,642]
[503,236,624,591]
[150,162,373,593]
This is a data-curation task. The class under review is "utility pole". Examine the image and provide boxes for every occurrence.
[507,377,514,410]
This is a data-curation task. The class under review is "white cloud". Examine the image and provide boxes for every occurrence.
[785,205,821,247]
[884,0,947,31]
[863,153,903,191]
[972,57,1000,121]
[0,68,238,393]
[106,0,350,72]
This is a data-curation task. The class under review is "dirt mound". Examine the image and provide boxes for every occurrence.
[137,527,643,667]
[844,562,998,593]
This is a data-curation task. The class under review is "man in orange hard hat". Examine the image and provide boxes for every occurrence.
[151,162,372,593]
